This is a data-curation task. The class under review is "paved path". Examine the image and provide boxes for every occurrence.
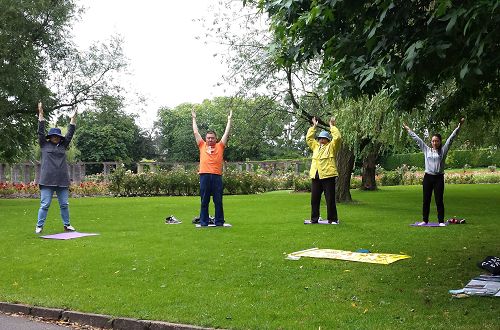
[0,313,75,330]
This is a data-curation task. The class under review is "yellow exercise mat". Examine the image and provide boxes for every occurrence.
[286,248,411,265]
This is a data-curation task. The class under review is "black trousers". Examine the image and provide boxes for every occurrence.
[422,173,445,222]
[311,175,338,222]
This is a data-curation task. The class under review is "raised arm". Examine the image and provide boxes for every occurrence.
[442,118,464,153]
[70,107,77,125]
[306,116,318,150]
[37,102,46,145]
[191,109,203,145]
[329,117,341,151]
[403,122,427,151]
[220,110,232,146]
[63,107,77,147]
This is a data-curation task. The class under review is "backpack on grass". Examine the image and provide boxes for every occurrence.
[478,256,500,275]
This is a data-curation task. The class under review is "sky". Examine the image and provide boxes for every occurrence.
[72,0,231,129]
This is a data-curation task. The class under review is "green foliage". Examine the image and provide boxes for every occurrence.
[380,153,424,170]
[293,175,310,192]
[379,171,402,187]
[212,1,499,197]
[0,0,75,161]
[74,96,152,164]
[0,181,109,197]
[375,167,500,186]
[0,1,128,162]
[382,148,500,170]
[108,168,281,197]
[255,0,500,118]
[155,96,302,162]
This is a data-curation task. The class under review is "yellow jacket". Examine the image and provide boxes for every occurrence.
[306,126,341,179]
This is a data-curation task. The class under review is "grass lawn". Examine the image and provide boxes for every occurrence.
[0,184,499,329]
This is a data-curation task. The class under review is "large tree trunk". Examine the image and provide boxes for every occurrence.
[335,142,355,203]
[361,151,378,190]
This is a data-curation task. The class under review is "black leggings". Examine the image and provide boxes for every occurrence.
[311,175,338,222]
[422,173,445,222]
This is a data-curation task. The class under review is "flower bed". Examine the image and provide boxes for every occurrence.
[0,181,110,198]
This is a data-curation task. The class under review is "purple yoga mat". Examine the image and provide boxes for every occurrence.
[410,222,447,227]
[304,219,331,225]
[40,232,100,240]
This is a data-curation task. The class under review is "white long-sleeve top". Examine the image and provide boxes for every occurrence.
[408,126,460,175]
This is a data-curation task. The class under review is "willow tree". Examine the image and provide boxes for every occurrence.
[333,91,411,190]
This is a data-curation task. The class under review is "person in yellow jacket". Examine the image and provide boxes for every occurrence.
[306,116,342,224]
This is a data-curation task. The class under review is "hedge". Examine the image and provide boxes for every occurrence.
[380,148,500,170]
[108,167,292,197]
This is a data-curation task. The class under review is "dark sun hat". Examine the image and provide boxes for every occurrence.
[46,127,65,140]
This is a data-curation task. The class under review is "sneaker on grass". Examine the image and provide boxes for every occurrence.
[35,226,43,234]
[329,220,340,225]
[438,223,446,227]
[165,216,182,224]
[64,225,76,231]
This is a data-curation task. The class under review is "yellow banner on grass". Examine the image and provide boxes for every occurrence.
[287,248,410,265]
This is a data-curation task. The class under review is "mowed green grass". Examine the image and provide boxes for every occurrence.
[0,185,499,329]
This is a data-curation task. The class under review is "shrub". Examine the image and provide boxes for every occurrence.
[293,176,311,192]
[381,148,500,170]
[108,168,282,197]
[474,173,500,184]
[350,176,362,189]
[71,182,109,196]
[446,173,475,184]
[380,171,401,186]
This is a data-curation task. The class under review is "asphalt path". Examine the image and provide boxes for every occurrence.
[0,313,78,330]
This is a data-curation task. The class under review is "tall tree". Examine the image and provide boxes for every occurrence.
[0,0,127,162]
[206,2,357,201]
[252,0,500,119]
[155,96,301,162]
[333,91,409,190]
[74,96,150,164]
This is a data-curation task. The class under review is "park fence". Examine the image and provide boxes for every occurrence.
[0,160,311,184]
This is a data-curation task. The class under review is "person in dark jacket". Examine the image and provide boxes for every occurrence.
[35,102,77,234]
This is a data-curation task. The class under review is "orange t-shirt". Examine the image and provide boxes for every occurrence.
[198,140,225,175]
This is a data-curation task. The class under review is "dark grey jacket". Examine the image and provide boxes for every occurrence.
[38,121,76,187]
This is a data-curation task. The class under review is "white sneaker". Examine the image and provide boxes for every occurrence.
[64,225,75,231]
[438,223,446,227]
[35,226,43,234]
[417,221,427,226]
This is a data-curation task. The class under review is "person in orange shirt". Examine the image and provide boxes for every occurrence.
[192,109,232,226]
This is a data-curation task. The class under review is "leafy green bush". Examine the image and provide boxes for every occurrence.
[446,173,475,184]
[473,173,500,184]
[380,153,423,170]
[380,171,402,186]
[108,168,281,197]
[293,176,311,192]
[350,176,362,189]
[381,148,500,170]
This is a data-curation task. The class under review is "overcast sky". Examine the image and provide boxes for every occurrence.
[72,0,231,128]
